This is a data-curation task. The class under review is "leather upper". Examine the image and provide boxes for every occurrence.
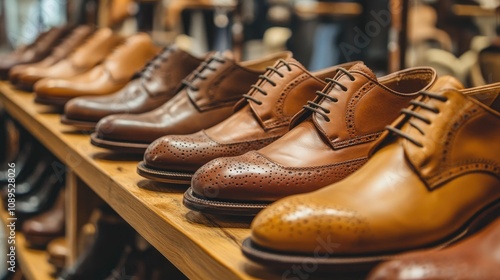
[34,33,159,98]
[142,59,357,172]
[63,45,204,123]
[9,26,95,84]
[249,82,500,255]
[368,218,500,280]
[93,51,292,144]
[191,64,437,202]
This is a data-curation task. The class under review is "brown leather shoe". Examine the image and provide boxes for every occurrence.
[20,28,123,89]
[9,25,95,90]
[137,59,358,184]
[34,33,159,107]
[60,45,204,130]
[90,51,292,154]
[22,189,65,249]
[368,218,500,280]
[34,33,158,106]
[242,82,500,272]
[0,25,72,79]
[184,64,437,215]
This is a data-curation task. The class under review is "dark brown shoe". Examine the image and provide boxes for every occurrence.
[22,189,65,248]
[61,45,204,130]
[368,218,500,280]
[9,25,95,90]
[137,59,358,184]
[0,25,72,80]
[90,51,292,154]
[184,64,437,215]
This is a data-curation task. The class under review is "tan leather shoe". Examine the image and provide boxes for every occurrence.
[90,51,292,154]
[9,25,95,90]
[22,28,123,89]
[242,82,500,272]
[137,59,358,184]
[61,45,205,130]
[184,64,436,215]
[368,218,500,280]
[34,33,159,107]
[0,25,73,79]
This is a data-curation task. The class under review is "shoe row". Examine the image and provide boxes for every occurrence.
[1,24,499,278]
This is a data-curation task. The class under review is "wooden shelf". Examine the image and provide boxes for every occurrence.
[0,203,56,280]
[0,82,281,280]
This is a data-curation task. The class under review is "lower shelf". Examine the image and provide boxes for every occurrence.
[0,205,56,280]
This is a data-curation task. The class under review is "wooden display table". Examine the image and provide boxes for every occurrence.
[0,82,281,280]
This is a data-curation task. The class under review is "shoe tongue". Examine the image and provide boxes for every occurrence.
[346,63,377,81]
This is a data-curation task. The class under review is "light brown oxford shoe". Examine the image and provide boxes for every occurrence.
[34,33,159,107]
[9,25,95,90]
[22,28,123,90]
[184,63,437,215]
[137,58,358,184]
[242,81,500,272]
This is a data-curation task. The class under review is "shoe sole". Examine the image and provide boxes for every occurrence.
[34,94,71,107]
[90,133,148,154]
[183,187,270,216]
[241,199,500,273]
[60,115,97,130]
[14,81,34,92]
[136,161,192,185]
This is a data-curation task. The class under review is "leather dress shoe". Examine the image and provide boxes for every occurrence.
[0,130,41,185]
[61,45,204,130]
[241,82,500,272]
[47,238,68,272]
[184,64,437,215]
[14,159,65,219]
[368,218,500,280]
[138,58,358,184]
[9,25,95,91]
[0,25,72,80]
[90,51,292,153]
[19,28,123,90]
[22,189,65,248]
[59,206,135,280]
[34,33,159,106]
[1,147,52,198]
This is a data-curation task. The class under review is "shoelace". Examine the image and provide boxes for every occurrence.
[138,47,173,81]
[181,54,225,91]
[243,59,292,105]
[386,91,448,147]
[303,67,355,122]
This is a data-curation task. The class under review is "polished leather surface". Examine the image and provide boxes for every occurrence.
[0,25,72,79]
[93,51,292,145]
[9,26,95,86]
[22,188,65,247]
[22,28,123,87]
[142,59,357,173]
[35,33,159,105]
[62,45,204,125]
[368,218,500,280]
[249,83,500,254]
[190,64,436,202]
